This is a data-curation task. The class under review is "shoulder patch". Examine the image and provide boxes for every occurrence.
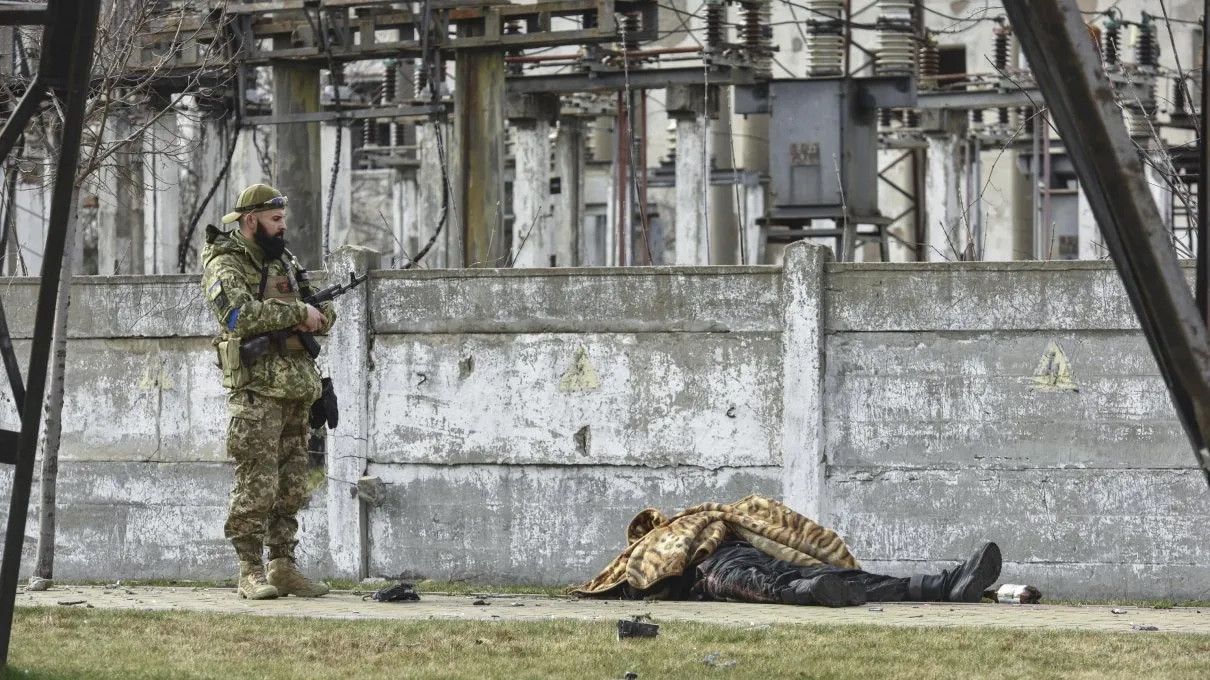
[207,280,231,314]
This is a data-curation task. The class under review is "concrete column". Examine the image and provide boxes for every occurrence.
[394,168,418,268]
[668,85,717,266]
[324,244,381,579]
[743,180,765,265]
[740,111,769,266]
[184,117,228,254]
[507,93,558,268]
[552,116,583,267]
[454,32,505,268]
[509,120,551,267]
[143,112,182,274]
[709,91,736,265]
[674,118,708,265]
[925,134,963,262]
[273,55,323,267]
[780,240,830,522]
[95,115,143,275]
[228,126,267,199]
[320,122,353,256]
[11,159,48,275]
[1077,180,1106,259]
[415,122,450,269]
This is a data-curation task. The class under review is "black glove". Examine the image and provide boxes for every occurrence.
[321,376,339,429]
[309,377,340,430]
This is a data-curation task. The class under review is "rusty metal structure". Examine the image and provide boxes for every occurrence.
[0,0,100,664]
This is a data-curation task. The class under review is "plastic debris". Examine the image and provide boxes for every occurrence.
[703,653,738,668]
[1131,624,1159,632]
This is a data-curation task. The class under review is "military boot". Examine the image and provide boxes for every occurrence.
[908,542,1002,603]
[238,562,279,600]
[267,558,330,597]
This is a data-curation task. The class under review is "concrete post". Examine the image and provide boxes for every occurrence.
[11,160,48,275]
[709,91,736,265]
[143,112,182,274]
[324,245,381,579]
[228,126,266,198]
[743,180,765,265]
[667,85,717,266]
[394,168,418,268]
[780,240,830,522]
[925,134,963,261]
[510,120,551,267]
[508,93,558,268]
[1077,180,1106,259]
[552,116,583,267]
[320,122,353,255]
[674,119,707,265]
[415,122,450,268]
[273,55,323,267]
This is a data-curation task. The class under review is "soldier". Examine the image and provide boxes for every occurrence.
[201,183,335,600]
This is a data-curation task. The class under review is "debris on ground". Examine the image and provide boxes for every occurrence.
[616,616,660,640]
[363,582,420,602]
[472,599,489,606]
[624,672,639,680]
[56,600,87,607]
[1131,624,1159,632]
[25,578,52,592]
[703,652,738,668]
[1111,608,1127,614]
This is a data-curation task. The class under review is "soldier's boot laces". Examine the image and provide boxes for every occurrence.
[238,562,279,600]
[267,558,330,597]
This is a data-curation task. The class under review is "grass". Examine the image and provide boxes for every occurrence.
[57,578,573,597]
[2,608,1210,680]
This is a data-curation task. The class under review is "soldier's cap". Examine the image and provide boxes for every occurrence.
[221,184,289,224]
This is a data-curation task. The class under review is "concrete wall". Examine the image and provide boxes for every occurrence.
[0,242,1205,600]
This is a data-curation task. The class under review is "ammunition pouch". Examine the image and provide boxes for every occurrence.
[216,338,250,390]
[309,377,340,430]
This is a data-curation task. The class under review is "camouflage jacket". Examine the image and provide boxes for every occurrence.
[200,225,336,402]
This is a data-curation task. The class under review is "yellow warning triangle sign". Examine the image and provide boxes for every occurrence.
[559,346,600,392]
[1032,341,1078,392]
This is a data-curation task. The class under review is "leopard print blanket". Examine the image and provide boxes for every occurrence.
[570,495,859,597]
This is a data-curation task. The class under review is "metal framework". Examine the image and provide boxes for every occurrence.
[0,0,101,665]
[1004,0,1210,487]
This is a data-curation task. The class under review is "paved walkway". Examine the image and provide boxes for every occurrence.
[15,585,1210,635]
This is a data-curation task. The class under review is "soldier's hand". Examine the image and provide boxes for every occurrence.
[295,304,326,333]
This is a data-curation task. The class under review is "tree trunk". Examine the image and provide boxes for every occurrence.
[33,193,78,580]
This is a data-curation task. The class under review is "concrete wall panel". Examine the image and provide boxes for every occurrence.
[372,267,782,334]
[365,463,782,585]
[370,332,782,468]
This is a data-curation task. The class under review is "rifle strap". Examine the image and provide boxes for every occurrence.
[256,266,269,301]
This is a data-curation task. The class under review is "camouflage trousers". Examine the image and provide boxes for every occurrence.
[224,391,312,564]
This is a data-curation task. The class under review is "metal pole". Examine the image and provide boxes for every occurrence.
[1199,0,1209,321]
[0,0,99,663]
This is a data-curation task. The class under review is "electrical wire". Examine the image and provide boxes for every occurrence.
[403,0,450,270]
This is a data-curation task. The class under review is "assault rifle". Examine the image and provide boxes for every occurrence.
[239,271,368,366]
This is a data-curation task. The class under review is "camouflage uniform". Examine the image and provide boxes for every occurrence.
[201,222,336,594]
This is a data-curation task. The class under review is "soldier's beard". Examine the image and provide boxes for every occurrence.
[254,219,287,260]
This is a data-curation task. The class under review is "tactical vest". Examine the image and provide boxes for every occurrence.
[256,271,306,353]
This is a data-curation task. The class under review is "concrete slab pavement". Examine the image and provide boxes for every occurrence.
[15,585,1210,635]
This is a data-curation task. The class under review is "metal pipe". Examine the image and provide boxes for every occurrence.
[1199,0,1209,321]
[615,92,627,265]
